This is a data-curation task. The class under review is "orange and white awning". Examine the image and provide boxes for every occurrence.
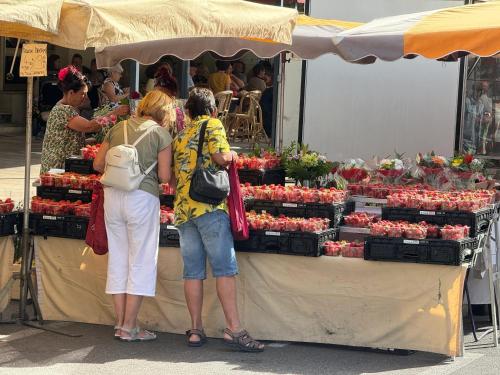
[334,1,500,62]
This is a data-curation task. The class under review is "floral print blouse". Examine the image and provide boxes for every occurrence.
[40,104,84,174]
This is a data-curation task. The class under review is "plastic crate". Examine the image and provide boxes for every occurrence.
[235,228,338,257]
[249,200,345,227]
[238,168,285,186]
[159,224,180,247]
[29,213,88,240]
[0,211,20,237]
[36,186,93,203]
[65,157,97,175]
[382,206,494,238]
[160,194,175,208]
[364,236,478,266]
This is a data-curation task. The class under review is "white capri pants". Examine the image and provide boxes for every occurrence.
[103,187,160,297]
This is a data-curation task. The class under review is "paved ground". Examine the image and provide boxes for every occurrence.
[0,134,41,204]
[1,303,499,375]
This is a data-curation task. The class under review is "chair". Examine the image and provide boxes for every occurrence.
[214,90,233,130]
[250,98,270,146]
[227,92,255,142]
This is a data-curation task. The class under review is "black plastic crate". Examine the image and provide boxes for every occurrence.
[238,168,285,186]
[382,206,494,238]
[65,157,97,175]
[29,213,88,240]
[36,186,93,203]
[0,211,20,236]
[160,194,175,208]
[249,200,345,227]
[364,236,478,266]
[235,228,338,257]
[159,224,180,247]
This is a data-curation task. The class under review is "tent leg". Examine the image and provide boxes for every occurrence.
[277,53,286,152]
[19,76,33,322]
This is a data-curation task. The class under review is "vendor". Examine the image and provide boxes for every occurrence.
[99,63,129,106]
[40,66,128,174]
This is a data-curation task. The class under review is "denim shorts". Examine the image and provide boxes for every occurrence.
[177,210,239,280]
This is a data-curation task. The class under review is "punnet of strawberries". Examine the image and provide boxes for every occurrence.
[160,206,175,224]
[236,152,281,170]
[343,212,380,228]
[246,211,330,233]
[39,172,101,190]
[31,197,87,216]
[323,241,364,258]
[81,144,101,160]
[369,219,470,241]
[241,184,348,204]
[0,198,15,214]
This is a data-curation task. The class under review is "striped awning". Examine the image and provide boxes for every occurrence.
[334,1,500,62]
[96,15,362,68]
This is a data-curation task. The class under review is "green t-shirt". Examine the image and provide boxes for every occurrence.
[104,117,172,197]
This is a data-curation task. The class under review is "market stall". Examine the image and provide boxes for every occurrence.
[35,236,466,357]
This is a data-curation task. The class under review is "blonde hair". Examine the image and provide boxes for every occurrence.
[136,90,175,126]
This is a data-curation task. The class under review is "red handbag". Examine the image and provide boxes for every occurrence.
[227,160,249,241]
[85,184,108,255]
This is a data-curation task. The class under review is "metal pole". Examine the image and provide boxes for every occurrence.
[486,228,499,347]
[278,54,286,152]
[19,74,33,321]
[129,60,140,92]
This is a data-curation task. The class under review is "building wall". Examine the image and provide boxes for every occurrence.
[296,0,464,160]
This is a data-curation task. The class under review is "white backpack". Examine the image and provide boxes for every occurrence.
[100,122,158,191]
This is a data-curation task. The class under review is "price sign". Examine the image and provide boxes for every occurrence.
[20,43,47,77]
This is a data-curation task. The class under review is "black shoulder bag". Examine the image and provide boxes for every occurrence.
[189,120,230,205]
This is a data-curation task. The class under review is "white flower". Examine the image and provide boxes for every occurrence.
[394,159,404,170]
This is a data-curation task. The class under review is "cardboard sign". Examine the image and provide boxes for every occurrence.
[20,43,47,77]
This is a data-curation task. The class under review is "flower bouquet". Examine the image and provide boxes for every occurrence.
[120,90,141,116]
[415,152,449,187]
[448,153,486,189]
[337,159,368,183]
[92,105,118,143]
[281,142,334,187]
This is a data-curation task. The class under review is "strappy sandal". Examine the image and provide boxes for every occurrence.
[114,325,122,339]
[186,329,207,347]
[223,328,264,352]
[120,327,157,342]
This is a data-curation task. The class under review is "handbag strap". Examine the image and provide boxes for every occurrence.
[123,120,128,145]
[196,120,210,167]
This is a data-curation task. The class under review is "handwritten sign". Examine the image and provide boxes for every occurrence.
[20,43,47,77]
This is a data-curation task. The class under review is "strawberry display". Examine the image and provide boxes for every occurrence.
[370,219,470,241]
[81,144,101,160]
[160,206,175,224]
[0,198,15,213]
[323,241,364,258]
[236,152,281,170]
[31,197,84,216]
[40,172,101,190]
[440,225,470,241]
[386,190,494,212]
[74,203,91,217]
[343,212,379,228]
[246,211,330,233]
[241,184,348,204]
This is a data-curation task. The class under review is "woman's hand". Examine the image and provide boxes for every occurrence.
[112,105,130,117]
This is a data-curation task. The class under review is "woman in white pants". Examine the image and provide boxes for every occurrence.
[94,91,174,342]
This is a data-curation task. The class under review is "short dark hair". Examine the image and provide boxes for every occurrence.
[154,65,178,97]
[58,65,89,93]
[71,53,83,62]
[47,54,60,71]
[215,60,231,72]
[185,88,216,119]
[252,63,265,76]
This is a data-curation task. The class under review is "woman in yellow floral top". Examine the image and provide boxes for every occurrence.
[173,88,264,352]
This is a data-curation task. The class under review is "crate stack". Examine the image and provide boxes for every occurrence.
[0,199,20,237]
[237,186,348,257]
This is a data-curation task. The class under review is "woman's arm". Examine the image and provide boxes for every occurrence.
[103,81,128,103]
[231,74,245,89]
[157,145,172,184]
[67,116,102,133]
[212,150,238,168]
[93,141,110,173]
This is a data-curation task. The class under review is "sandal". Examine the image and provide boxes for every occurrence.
[114,325,122,339]
[223,328,264,352]
[186,329,207,347]
[120,327,157,342]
